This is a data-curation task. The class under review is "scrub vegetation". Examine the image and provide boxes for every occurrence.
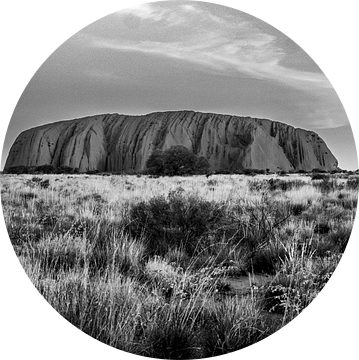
[1,172,357,358]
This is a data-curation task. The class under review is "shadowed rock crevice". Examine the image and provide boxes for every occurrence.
[5,111,338,173]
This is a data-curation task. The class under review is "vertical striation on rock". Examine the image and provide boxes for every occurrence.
[5,111,338,172]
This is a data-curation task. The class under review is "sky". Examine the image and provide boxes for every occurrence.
[1,0,357,169]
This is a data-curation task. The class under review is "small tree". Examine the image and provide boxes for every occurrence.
[5,165,30,174]
[56,165,74,174]
[36,164,56,174]
[146,149,166,175]
[312,168,327,173]
[146,146,210,176]
[163,146,197,176]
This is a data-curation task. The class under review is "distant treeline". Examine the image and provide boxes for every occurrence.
[4,164,80,175]
[3,164,355,176]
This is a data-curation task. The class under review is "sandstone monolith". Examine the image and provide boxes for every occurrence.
[5,111,338,172]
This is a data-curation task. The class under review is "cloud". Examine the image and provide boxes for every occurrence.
[93,3,331,93]
[115,2,188,27]
[81,2,345,128]
[115,3,165,22]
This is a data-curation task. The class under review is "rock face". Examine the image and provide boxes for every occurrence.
[5,111,338,172]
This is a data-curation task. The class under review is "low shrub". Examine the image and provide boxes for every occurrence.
[19,192,37,201]
[346,177,359,190]
[268,179,306,192]
[127,191,225,256]
[4,164,80,174]
[207,179,218,187]
[27,235,86,274]
[243,169,265,176]
[327,226,352,253]
[248,178,306,193]
[311,173,327,180]
[40,179,50,189]
[313,222,331,234]
[87,221,145,276]
[55,165,77,174]
[200,296,269,357]
[340,197,358,210]
[309,237,337,257]
[144,310,203,359]
[24,177,50,189]
[246,245,286,274]
[5,215,42,246]
[5,165,32,174]
[248,180,268,192]
[262,254,340,321]
[312,177,338,192]
[86,169,100,175]
[290,203,307,216]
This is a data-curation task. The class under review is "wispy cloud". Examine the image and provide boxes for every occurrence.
[81,2,344,128]
[90,3,330,92]
[115,3,165,21]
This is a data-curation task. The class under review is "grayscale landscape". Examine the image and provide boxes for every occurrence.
[1,1,358,359]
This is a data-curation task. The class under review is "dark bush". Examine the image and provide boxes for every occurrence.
[25,177,50,189]
[56,165,75,174]
[314,222,331,234]
[35,164,56,174]
[40,179,50,189]
[340,197,358,210]
[246,246,286,274]
[233,170,244,175]
[311,168,327,173]
[4,165,32,174]
[34,243,83,274]
[86,169,100,175]
[328,227,351,253]
[248,180,268,192]
[127,191,225,256]
[70,218,142,277]
[290,203,307,216]
[309,238,337,257]
[31,176,42,183]
[146,149,166,175]
[207,179,218,187]
[146,146,210,176]
[4,164,81,175]
[312,177,339,192]
[346,177,359,190]
[214,169,231,175]
[311,173,327,180]
[268,179,306,192]
[19,192,37,201]
[243,169,265,176]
